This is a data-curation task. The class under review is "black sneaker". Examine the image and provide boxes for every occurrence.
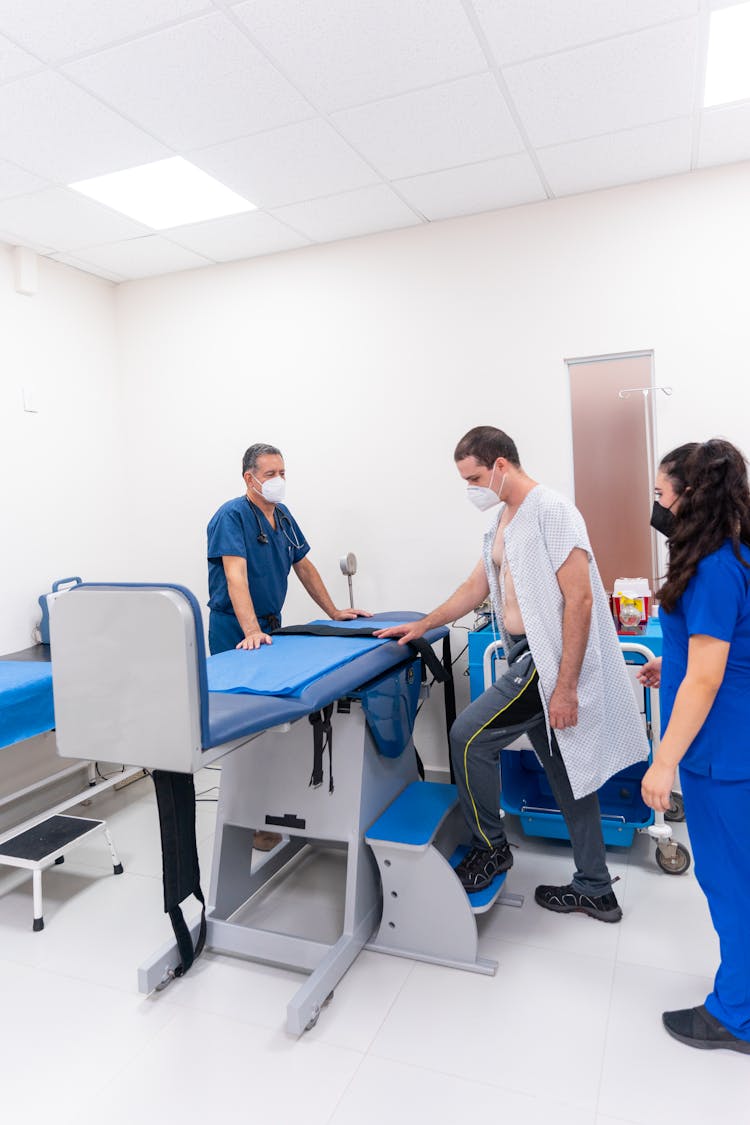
[662,1005,750,1054]
[455,843,513,892]
[534,883,622,923]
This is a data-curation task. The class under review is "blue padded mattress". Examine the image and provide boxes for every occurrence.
[0,662,55,749]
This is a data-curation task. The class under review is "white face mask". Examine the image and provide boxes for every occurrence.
[466,465,506,512]
[253,474,285,504]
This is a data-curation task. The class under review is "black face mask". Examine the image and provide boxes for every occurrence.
[650,500,676,538]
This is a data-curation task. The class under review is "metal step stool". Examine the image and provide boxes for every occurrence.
[0,813,123,931]
[365,780,523,974]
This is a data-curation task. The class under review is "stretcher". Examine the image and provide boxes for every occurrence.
[472,629,691,875]
[49,583,460,1035]
[0,656,129,930]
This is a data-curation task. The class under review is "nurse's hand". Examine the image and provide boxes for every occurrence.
[641,760,675,812]
[331,608,373,620]
[236,631,272,650]
[637,657,662,688]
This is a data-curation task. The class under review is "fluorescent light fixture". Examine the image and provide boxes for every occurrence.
[704,2,750,107]
[69,157,256,228]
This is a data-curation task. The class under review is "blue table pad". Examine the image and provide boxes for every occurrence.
[0,662,55,749]
[207,620,416,698]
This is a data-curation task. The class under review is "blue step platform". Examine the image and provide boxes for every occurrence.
[365,781,523,973]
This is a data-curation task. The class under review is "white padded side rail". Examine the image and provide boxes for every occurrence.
[50,587,203,773]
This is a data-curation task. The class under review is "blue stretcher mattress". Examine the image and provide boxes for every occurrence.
[0,662,55,749]
[207,619,415,698]
[204,616,446,748]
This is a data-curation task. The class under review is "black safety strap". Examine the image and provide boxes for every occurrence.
[152,770,206,977]
[308,703,335,793]
[272,622,450,684]
[442,634,457,783]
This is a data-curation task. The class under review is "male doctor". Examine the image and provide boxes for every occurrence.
[207,442,369,655]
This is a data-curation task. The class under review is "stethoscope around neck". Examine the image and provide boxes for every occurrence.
[245,496,303,550]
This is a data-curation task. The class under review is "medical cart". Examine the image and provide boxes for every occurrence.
[467,620,691,875]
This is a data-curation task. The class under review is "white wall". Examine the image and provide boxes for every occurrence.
[0,248,123,653]
[4,161,750,765]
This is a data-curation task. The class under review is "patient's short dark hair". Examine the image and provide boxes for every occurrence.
[454,427,520,469]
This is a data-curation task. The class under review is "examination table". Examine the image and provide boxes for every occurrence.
[50,583,460,1035]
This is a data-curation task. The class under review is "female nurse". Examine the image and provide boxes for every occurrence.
[638,438,750,1054]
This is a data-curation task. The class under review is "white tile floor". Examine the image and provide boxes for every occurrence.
[1,770,748,1125]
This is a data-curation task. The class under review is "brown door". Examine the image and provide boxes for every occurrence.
[568,353,656,595]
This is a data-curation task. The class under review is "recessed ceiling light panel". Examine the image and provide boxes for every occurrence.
[70,157,256,228]
[704,2,750,108]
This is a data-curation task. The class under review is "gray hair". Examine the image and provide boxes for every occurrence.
[242,443,282,476]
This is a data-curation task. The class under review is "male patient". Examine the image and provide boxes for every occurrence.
[378,426,647,921]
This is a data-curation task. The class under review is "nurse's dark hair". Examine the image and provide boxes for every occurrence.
[453,426,520,469]
[658,439,750,612]
[242,443,282,476]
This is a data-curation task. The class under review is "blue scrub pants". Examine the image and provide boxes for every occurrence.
[680,767,750,1041]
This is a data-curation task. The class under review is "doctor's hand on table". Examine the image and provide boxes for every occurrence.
[330,608,373,621]
[236,630,273,650]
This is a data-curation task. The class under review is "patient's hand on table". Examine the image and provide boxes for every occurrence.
[236,631,272,650]
[373,621,426,645]
[331,608,372,620]
[636,657,661,688]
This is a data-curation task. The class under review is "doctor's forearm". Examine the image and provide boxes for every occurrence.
[226,578,261,635]
[295,561,338,617]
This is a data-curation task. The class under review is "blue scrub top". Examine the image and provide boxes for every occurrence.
[207,496,310,627]
[660,540,750,779]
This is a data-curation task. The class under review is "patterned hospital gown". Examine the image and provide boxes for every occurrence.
[482,485,649,799]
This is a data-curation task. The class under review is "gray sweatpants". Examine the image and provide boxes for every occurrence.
[450,638,613,896]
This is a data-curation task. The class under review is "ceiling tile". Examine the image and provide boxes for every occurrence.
[395,153,546,220]
[503,18,698,147]
[165,210,310,261]
[0,71,168,182]
[473,0,699,66]
[0,33,43,81]
[0,1,212,64]
[698,103,750,169]
[0,188,150,251]
[270,185,420,243]
[0,159,49,201]
[69,236,212,279]
[233,0,487,113]
[539,117,693,196]
[50,251,126,283]
[190,118,380,209]
[64,12,315,151]
[332,73,524,180]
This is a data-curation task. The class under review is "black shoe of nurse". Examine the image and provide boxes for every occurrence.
[662,1005,750,1053]
[455,842,513,892]
[534,883,622,923]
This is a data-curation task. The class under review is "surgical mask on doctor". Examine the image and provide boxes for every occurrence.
[467,465,506,512]
[650,500,676,538]
[253,474,286,504]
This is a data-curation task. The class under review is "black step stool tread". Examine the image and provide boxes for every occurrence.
[0,815,102,862]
